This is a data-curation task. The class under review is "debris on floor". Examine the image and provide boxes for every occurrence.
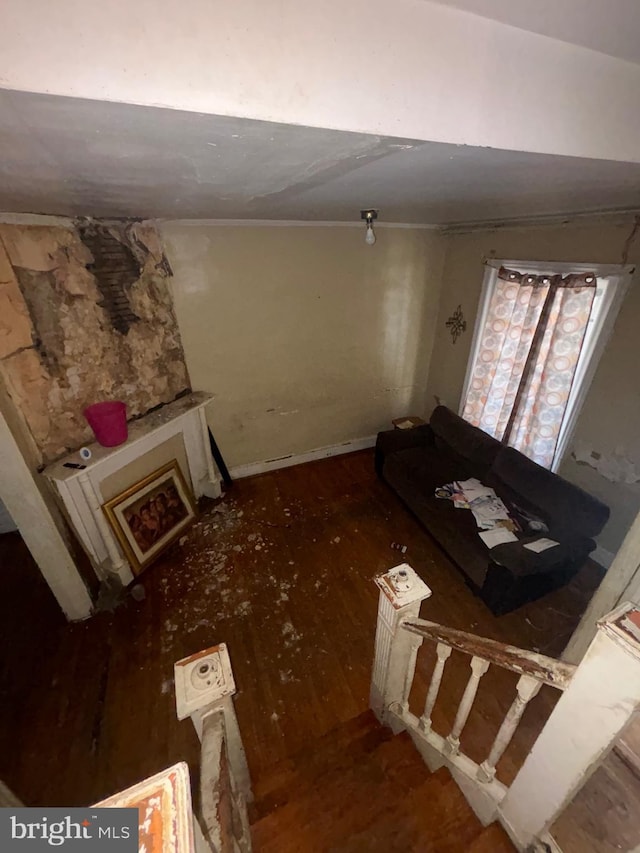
[130,584,146,602]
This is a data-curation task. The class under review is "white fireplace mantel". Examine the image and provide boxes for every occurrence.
[44,392,221,586]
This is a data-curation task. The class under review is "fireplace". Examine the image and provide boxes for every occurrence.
[44,392,221,585]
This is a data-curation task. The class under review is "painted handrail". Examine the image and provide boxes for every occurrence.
[401,618,576,690]
[200,710,251,853]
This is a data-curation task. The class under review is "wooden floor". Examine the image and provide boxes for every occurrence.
[0,450,606,830]
[552,749,640,853]
[250,710,514,851]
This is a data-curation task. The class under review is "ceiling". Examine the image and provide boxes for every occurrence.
[2,89,640,225]
[429,0,640,65]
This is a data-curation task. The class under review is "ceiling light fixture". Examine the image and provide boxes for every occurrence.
[361,209,378,246]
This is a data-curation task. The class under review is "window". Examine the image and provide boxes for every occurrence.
[460,260,630,471]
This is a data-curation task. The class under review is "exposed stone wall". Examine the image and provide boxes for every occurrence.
[0,220,190,464]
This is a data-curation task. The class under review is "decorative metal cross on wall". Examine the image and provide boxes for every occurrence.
[445,304,467,344]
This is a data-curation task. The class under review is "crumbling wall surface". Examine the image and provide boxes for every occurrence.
[0,221,190,464]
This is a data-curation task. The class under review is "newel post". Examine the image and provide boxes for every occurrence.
[500,603,640,849]
[370,564,432,728]
[174,642,252,804]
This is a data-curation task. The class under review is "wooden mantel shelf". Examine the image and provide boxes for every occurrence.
[44,392,214,482]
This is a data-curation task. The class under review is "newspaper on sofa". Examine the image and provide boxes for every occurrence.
[435,477,518,540]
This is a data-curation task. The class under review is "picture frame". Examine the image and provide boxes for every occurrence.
[102,460,197,576]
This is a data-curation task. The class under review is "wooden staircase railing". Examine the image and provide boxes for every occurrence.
[200,709,252,853]
[371,564,640,852]
[399,618,575,785]
[401,619,576,688]
[174,643,253,853]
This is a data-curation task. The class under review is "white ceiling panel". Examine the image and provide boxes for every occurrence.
[428,0,640,64]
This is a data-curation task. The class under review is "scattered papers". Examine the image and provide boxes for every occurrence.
[524,538,559,553]
[457,478,495,502]
[453,497,471,509]
[471,495,511,529]
[479,528,518,548]
[436,477,517,543]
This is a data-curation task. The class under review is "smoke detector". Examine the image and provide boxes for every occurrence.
[174,643,235,720]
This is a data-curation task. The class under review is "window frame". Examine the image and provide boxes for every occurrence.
[459,258,632,472]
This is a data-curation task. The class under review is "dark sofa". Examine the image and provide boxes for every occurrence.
[375,406,609,615]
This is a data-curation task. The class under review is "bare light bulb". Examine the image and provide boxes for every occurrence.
[365,223,376,245]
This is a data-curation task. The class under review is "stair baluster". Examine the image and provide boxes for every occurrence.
[367,570,640,850]
[476,674,541,783]
[401,635,424,714]
[446,656,490,756]
[419,642,452,734]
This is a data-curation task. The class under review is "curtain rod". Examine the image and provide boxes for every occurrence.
[482,258,635,277]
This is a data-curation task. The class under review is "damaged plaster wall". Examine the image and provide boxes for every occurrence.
[0,220,190,464]
[162,223,445,468]
[571,441,640,487]
[424,215,640,560]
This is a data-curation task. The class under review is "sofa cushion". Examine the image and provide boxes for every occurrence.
[488,447,609,541]
[430,406,502,476]
[490,536,594,578]
[382,445,491,588]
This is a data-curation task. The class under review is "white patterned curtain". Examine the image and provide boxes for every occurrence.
[462,267,596,468]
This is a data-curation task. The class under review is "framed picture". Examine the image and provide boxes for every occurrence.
[102,460,197,576]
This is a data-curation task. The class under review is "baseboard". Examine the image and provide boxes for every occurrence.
[538,833,563,853]
[592,543,615,570]
[499,814,562,853]
[228,435,377,480]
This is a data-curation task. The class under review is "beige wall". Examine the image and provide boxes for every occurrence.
[162,224,445,468]
[425,217,640,557]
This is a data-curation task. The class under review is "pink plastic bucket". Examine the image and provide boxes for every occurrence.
[83,401,128,447]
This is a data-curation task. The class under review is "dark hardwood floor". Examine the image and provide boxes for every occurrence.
[0,449,604,811]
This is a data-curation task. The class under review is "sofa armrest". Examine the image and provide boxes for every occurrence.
[490,536,594,578]
[375,424,434,476]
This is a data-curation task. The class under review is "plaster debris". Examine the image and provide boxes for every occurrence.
[281,621,302,648]
[130,584,146,602]
[279,669,296,684]
[161,679,173,695]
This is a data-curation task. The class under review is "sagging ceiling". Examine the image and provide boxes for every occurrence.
[2,88,640,225]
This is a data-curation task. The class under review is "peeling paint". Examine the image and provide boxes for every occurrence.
[0,220,189,463]
[572,440,640,485]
